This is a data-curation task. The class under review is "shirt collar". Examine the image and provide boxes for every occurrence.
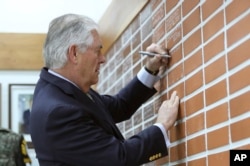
[48,69,80,89]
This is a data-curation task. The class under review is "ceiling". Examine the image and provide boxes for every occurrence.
[0,0,112,33]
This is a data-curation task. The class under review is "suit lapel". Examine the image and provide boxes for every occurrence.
[40,68,124,140]
[88,90,124,140]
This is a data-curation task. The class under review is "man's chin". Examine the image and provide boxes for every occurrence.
[91,78,99,86]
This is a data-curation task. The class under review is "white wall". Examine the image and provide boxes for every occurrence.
[0,70,40,127]
[0,70,40,166]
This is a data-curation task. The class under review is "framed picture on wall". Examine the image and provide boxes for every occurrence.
[8,84,35,148]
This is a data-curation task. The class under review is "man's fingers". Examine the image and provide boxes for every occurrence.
[173,95,179,106]
[146,43,167,55]
[169,91,177,104]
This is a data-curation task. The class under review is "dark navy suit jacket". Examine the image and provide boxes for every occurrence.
[30,68,168,166]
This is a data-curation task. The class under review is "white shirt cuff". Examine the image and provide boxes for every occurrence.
[137,67,161,88]
[154,123,171,148]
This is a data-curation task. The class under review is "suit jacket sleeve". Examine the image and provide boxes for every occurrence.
[99,76,157,123]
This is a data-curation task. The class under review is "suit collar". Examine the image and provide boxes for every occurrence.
[48,69,80,89]
[40,68,87,99]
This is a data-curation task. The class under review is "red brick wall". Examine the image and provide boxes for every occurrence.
[97,0,250,165]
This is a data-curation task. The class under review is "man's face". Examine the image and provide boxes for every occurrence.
[75,30,105,89]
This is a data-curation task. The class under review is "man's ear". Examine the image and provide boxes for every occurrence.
[68,45,78,64]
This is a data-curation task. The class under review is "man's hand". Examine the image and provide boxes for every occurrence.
[156,91,179,131]
[145,43,169,73]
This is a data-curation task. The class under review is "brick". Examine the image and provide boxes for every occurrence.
[114,79,123,94]
[117,123,124,133]
[188,157,206,166]
[179,102,185,121]
[187,134,206,156]
[123,43,131,57]
[186,113,204,135]
[170,142,186,162]
[228,39,250,70]
[144,118,155,128]
[207,126,229,150]
[155,155,169,166]
[170,121,186,142]
[141,19,153,39]
[143,103,154,120]
[206,103,228,128]
[123,71,133,87]
[229,66,250,94]
[183,7,201,36]
[121,56,132,74]
[142,36,152,51]
[114,38,122,53]
[168,62,184,86]
[116,65,123,78]
[231,117,250,142]
[235,144,250,150]
[202,0,223,21]
[125,118,133,131]
[205,79,227,106]
[150,0,162,11]
[203,33,224,62]
[130,16,140,34]
[203,11,224,42]
[166,25,182,49]
[185,92,204,116]
[133,63,141,77]
[208,151,229,166]
[166,0,179,14]
[133,48,141,66]
[168,44,183,67]
[182,0,200,17]
[133,109,142,126]
[184,49,202,75]
[183,28,201,56]
[115,51,124,66]
[132,31,141,50]
[230,91,250,118]
[185,69,203,96]
[140,4,152,24]
[153,21,165,43]
[227,14,250,47]
[154,95,163,114]
[122,28,132,45]
[226,0,250,24]
[152,4,165,28]
[122,58,132,74]
[166,7,181,32]
[205,55,226,84]
[133,126,142,135]
[170,82,185,101]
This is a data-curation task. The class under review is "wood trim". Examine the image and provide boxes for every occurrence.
[98,0,149,54]
[0,33,46,70]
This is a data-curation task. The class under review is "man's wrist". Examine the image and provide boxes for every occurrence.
[144,66,159,75]
[137,67,160,88]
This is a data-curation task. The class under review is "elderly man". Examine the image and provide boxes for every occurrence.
[30,14,179,166]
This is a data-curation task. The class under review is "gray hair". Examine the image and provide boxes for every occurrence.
[43,14,99,69]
